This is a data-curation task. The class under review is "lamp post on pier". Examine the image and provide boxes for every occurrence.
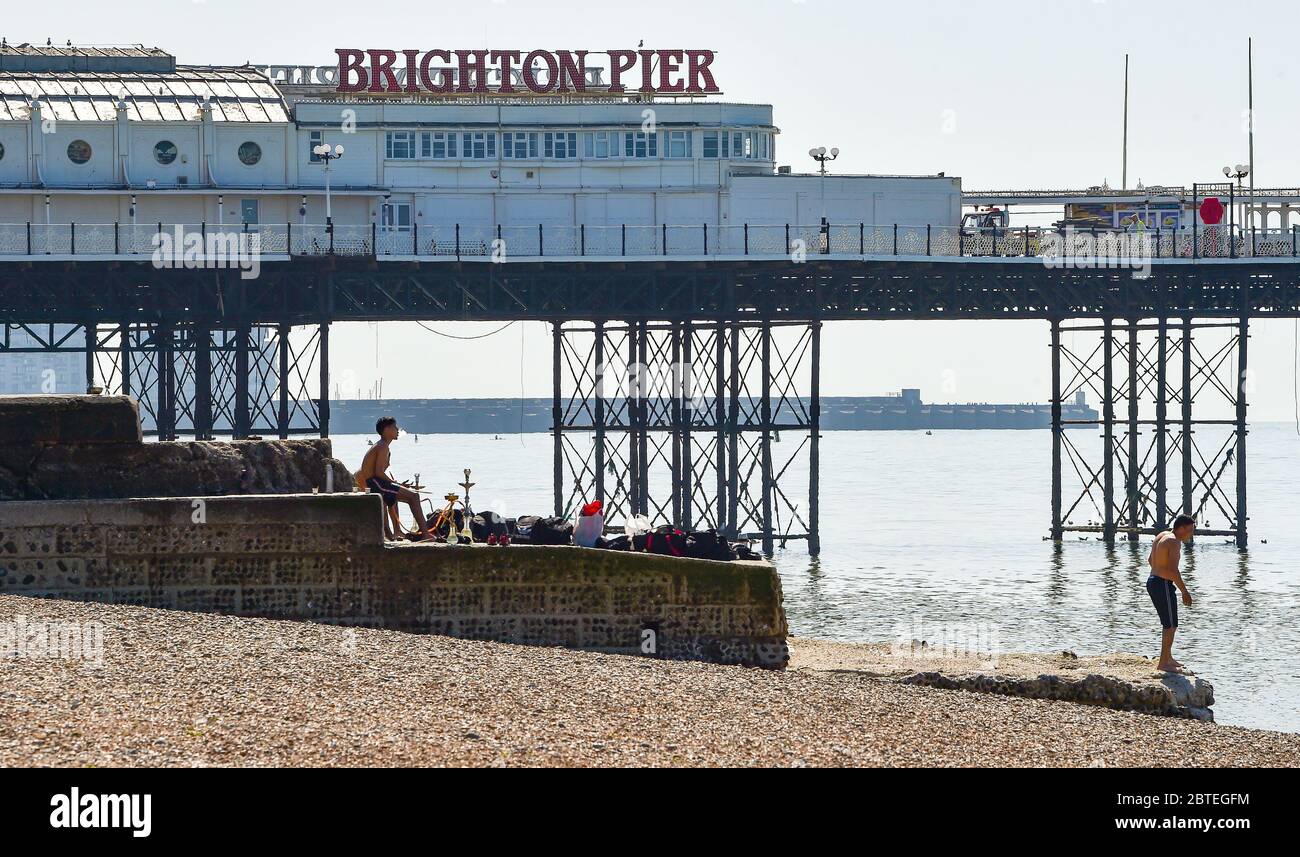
[1224,165,1250,242]
[313,143,345,231]
[809,146,839,250]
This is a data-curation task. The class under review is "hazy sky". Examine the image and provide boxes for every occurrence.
[9,0,1300,419]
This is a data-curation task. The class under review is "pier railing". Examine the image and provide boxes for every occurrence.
[1,222,1296,261]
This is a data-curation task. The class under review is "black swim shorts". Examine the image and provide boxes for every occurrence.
[1146,575,1178,630]
[366,476,400,508]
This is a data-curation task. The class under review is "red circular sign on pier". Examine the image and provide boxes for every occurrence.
[1200,197,1225,225]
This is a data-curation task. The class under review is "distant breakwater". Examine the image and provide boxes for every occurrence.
[329,396,1100,435]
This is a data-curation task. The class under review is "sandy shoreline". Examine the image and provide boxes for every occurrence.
[2,594,1297,767]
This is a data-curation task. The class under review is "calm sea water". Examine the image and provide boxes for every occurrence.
[333,424,1300,733]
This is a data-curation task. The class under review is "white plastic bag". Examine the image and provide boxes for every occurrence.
[574,512,604,548]
[624,514,652,539]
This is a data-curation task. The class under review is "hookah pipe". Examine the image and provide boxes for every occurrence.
[457,469,476,543]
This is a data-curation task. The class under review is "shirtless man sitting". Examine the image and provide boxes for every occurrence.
[1146,514,1196,673]
[356,416,430,540]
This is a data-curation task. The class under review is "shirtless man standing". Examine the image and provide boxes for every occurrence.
[356,416,430,540]
[1147,514,1196,673]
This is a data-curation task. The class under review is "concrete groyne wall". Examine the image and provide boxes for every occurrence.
[0,494,789,666]
[0,395,789,667]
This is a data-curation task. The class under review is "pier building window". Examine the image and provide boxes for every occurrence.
[460,132,497,159]
[544,132,578,159]
[729,132,764,159]
[421,132,457,159]
[153,140,178,165]
[386,131,417,160]
[0,142,5,161]
[665,130,692,159]
[67,140,92,164]
[702,131,730,159]
[623,131,658,159]
[503,132,539,159]
[381,202,412,232]
[237,142,262,166]
[308,131,323,163]
[582,131,617,159]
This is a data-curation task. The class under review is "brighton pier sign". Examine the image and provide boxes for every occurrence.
[333,49,720,95]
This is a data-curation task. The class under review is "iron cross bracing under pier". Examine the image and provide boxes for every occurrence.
[551,319,821,555]
[0,322,330,440]
[1050,316,1248,547]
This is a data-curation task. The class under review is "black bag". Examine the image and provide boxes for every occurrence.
[511,515,539,543]
[635,525,687,557]
[429,508,465,540]
[471,511,509,541]
[684,529,737,561]
[530,516,574,546]
[600,534,631,552]
[734,543,763,561]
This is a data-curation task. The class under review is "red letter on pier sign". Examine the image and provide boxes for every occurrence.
[637,49,656,92]
[657,50,685,93]
[607,50,637,92]
[335,49,368,92]
[402,49,421,93]
[686,50,719,94]
[555,50,588,92]
[419,50,452,93]
[523,50,559,93]
[367,49,400,93]
[490,50,522,92]
[457,50,490,93]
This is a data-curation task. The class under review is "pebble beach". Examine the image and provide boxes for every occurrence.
[2,593,1298,768]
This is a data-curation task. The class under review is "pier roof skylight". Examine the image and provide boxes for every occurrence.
[0,65,289,123]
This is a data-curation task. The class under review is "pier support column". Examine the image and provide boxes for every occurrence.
[550,318,819,554]
[233,322,251,440]
[1126,320,1140,541]
[714,322,727,535]
[760,320,774,556]
[594,321,606,509]
[552,321,564,518]
[677,321,692,530]
[1054,316,1249,545]
[155,322,176,442]
[1155,315,1168,531]
[194,325,213,440]
[1050,317,1063,540]
[11,317,327,441]
[1181,317,1193,521]
[1236,314,1249,549]
[278,322,291,439]
[317,282,332,439]
[84,322,96,393]
[636,320,650,519]
[809,320,822,557]
[727,324,740,539]
[119,322,132,400]
[1102,317,1115,543]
